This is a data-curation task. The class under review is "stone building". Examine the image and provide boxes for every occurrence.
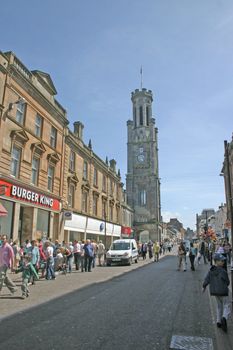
[126,88,161,242]
[63,123,124,248]
[0,50,132,246]
[0,51,68,243]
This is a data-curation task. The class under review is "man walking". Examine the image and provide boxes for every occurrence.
[0,234,17,294]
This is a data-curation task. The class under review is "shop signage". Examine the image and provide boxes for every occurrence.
[63,211,72,220]
[121,226,132,235]
[0,180,60,211]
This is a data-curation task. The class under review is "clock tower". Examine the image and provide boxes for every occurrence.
[126,88,161,242]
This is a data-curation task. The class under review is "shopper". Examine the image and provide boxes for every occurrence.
[0,234,17,294]
[202,253,230,333]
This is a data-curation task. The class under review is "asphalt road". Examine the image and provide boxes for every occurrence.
[0,255,232,350]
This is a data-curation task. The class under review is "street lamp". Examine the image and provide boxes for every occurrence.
[224,140,233,309]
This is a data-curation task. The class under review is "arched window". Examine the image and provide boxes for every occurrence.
[146,106,149,126]
[139,106,143,125]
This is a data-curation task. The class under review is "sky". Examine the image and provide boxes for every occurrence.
[1,0,233,230]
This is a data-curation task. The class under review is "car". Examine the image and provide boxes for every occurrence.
[106,239,138,266]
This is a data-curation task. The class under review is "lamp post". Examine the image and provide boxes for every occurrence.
[104,209,107,265]
[224,140,233,309]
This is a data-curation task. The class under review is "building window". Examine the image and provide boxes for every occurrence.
[109,204,113,221]
[11,145,21,178]
[146,106,149,126]
[109,180,114,195]
[16,100,26,125]
[139,106,143,126]
[102,200,107,219]
[93,168,98,186]
[69,150,75,172]
[50,126,57,148]
[48,165,54,191]
[134,107,137,127]
[83,161,88,180]
[35,114,43,138]
[68,183,75,207]
[93,195,98,216]
[31,156,40,185]
[139,190,147,206]
[102,175,106,192]
[82,191,88,212]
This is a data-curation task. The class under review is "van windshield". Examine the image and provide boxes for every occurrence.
[111,242,130,250]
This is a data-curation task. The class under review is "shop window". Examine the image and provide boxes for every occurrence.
[0,200,13,237]
[48,165,54,191]
[50,125,57,148]
[16,100,26,125]
[31,156,40,185]
[36,209,50,239]
[35,114,43,138]
[11,145,21,178]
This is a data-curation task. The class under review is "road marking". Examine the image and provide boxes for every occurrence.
[170,335,214,350]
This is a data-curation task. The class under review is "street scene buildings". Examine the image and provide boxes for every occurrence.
[0,50,233,245]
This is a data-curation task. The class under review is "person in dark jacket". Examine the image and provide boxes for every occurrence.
[202,253,230,332]
[83,240,94,272]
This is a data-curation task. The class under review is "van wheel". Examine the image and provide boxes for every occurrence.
[128,258,132,266]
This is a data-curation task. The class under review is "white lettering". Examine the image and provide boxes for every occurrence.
[22,189,27,199]
[12,185,17,196]
[10,185,54,207]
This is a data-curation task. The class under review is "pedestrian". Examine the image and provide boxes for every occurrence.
[177,242,187,271]
[15,255,39,299]
[97,240,105,266]
[216,241,227,271]
[147,240,153,259]
[27,239,40,284]
[44,241,56,280]
[0,234,18,294]
[73,240,82,270]
[202,253,230,333]
[91,240,98,268]
[223,240,232,265]
[141,243,147,260]
[83,239,94,272]
[153,242,160,262]
[198,239,208,264]
[189,242,196,271]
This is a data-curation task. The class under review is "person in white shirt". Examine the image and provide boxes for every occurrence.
[73,240,81,270]
[97,240,105,267]
[44,241,55,280]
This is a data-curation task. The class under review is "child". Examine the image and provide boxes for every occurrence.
[202,253,230,332]
[15,255,39,299]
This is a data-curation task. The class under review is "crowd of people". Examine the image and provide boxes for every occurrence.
[177,238,232,272]
[0,234,106,299]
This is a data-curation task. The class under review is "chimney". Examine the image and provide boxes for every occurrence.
[73,121,84,140]
[110,159,116,173]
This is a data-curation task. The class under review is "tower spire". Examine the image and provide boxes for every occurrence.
[140,65,143,90]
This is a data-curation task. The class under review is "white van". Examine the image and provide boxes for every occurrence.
[106,239,138,266]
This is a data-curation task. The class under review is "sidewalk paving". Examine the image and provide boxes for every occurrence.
[0,255,157,319]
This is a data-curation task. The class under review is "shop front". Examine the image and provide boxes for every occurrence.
[0,179,61,243]
[64,213,121,248]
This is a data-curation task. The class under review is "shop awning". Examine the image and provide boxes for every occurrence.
[0,203,8,217]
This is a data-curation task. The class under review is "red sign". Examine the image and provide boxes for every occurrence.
[121,226,132,235]
[0,179,60,211]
